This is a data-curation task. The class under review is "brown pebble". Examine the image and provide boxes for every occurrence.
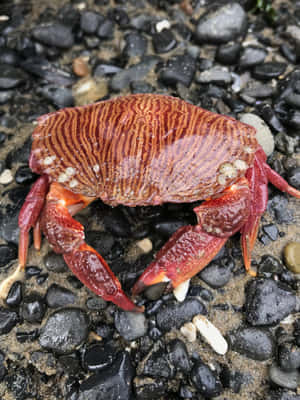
[72,57,90,77]
[284,242,300,273]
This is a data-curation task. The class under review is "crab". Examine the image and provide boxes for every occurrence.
[1,94,299,311]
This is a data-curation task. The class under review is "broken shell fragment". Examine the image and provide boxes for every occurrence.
[193,314,228,355]
[180,322,197,342]
[173,279,190,302]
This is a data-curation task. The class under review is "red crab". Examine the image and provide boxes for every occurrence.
[5,94,300,311]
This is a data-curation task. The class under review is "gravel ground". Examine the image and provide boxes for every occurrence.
[0,0,300,399]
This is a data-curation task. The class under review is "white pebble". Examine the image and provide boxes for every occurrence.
[0,169,13,185]
[180,322,197,342]
[173,279,190,302]
[240,113,275,156]
[156,19,171,32]
[193,314,228,355]
[136,238,152,254]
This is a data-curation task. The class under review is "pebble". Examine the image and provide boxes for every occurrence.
[193,315,228,355]
[86,296,107,311]
[6,281,23,307]
[152,29,177,54]
[269,364,300,390]
[258,255,284,277]
[114,310,148,341]
[199,257,234,288]
[44,252,68,273]
[0,307,19,334]
[0,48,20,66]
[0,65,26,89]
[216,42,241,65]
[30,351,57,376]
[262,224,279,241]
[240,113,275,156]
[284,242,300,273]
[136,238,152,254]
[228,327,275,360]
[242,83,274,99]
[83,343,116,371]
[0,169,13,185]
[78,351,133,400]
[85,230,115,256]
[73,76,108,106]
[14,166,36,185]
[38,85,74,108]
[239,46,267,68]
[123,32,147,58]
[46,284,77,308]
[21,292,46,323]
[72,57,90,77]
[32,22,74,48]
[156,298,207,332]
[287,167,300,189]
[154,218,188,238]
[159,53,196,87]
[0,244,17,267]
[268,194,294,224]
[80,11,103,34]
[39,307,89,353]
[278,341,300,371]
[245,279,297,326]
[197,66,232,85]
[134,377,167,399]
[93,62,122,77]
[191,360,223,398]
[168,339,191,374]
[220,365,244,394]
[253,62,287,80]
[97,18,115,39]
[141,346,175,379]
[108,8,129,27]
[195,2,247,44]
[111,56,159,91]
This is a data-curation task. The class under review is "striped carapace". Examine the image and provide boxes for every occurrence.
[3,94,299,312]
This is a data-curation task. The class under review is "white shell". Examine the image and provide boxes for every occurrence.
[173,279,190,302]
[180,322,197,342]
[193,314,228,355]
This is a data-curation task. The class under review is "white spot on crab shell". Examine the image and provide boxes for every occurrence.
[66,167,76,176]
[217,174,227,186]
[69,179,79,188]
[233,159,248,170]
[93,164,100,173]
[173,279,190,302]
[193,314,228,355]
[43,155,56,165]
[219,163,237,179]
[58,173,68,183]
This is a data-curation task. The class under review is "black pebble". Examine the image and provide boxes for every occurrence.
[46,284,77,308]
[191,360,223,398]
[168,339,191,374]
[44,252,68,273]
[287,167,300,189]
[159,53,196,87]
[15,166,36,185]
[262,224,279,241]
[6,281,23,307]
[152,29,177,54]
[253,62,287,80]
[216,42,241,65]
[80,11,103,34]
[0,244,17,267]
[83,343,116,371]
[21,292,46,323]
[32,22,74,49]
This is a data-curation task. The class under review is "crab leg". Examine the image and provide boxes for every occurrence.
[132,178,251,294]
[41,183,143,312]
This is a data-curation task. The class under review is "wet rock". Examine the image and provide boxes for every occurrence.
[78,351,134,400]
[152,29,177,54]
[268,194,294,224]
[134,377,167,400]
[21,57,75,86]
[80,11,103,34]
[284,242,300,274]
[108,8,129,27]
[16,329,39,343]
[39,307,89,353]
[216,42,241,65]
[93,62,122,77]
[46,284,77,308]
[86,296,107,311]
[262,224,279,241]
[278,342,300,371]
[44,252,68,273]
[156,298,207,332]
[242,83,273,99]
[188,285,214,302]
[38,85,74,108]
[258,255,284,277]
[30,351,57,376]
[6,137,32,168]
[0,304,19,336]
[21,292,46,323]
[97,18,115,39]
[111,56,159,91]
[85,231,115,256]
[168,339,191,374]
[4,368,33,400]
[159,53,196,87]
[6,281,23,307]
[141,345,175,379]
[15,166,36,185]
[154,218,187,238]
[287,167,300,189]
[0,243,17,267]
[0,91,14,104]
[0,65,26,89]
[269,364,299,390]
[195,2,247,44]
[115,310,148,341]
[197,66,232,85]
[228,327,275,360]
[32,22,74,48]
[73,76,108,106]
[239,46,267,68]
[191,360,223,398]
[253,62,287,80]
[220,365,244,394]
[124,32,147,57]
[0,48,21,66]
[84,343,116,371]
[245,279,297,326]
[199,257,234,288]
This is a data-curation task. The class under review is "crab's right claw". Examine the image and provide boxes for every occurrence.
[132,225,227,295]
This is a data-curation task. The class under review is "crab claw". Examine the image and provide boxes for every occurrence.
[132,225,227,295]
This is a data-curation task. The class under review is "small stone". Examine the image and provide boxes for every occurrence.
[38,85,74,109]
[216,42,241,65]
[287,167,300,189]
[0,65,26,89]
[199,257,234,288]
[73,57,90,77]
[191,360,223,398]
[142,345,175,379]
[239,46,267,69]
[0,307,19,334]
[240,113,274,156]
[86,296,107,311]
[253,62,287,80]
[15,166,36,185]
[0,244,17,267]
[6,281,23,307]
[193,315,228,355]
[44,252,68,273]
[73,76,108,106]
[83,343,116,371]
[114,310,148,341]
[0,169,13,185]
[152,29,177,54]
[196,2,247,44]
[46,284,77,308]
[32,22,74,49]
[197,66,232,85]
[269,364,299,390]
[228,327,275,360]
[80,11,103,34]
[168,339,191,374]
[278,342,300,371]
[136,238,152,254]
[39,307,89,353]
[21,292,46,323]
[262,224,279,241]
[284,242,300,273]
[97,18,115,39]
[30,351,57,376]
[180,322,197,342]
[154,219,187,238]
[159,53,196,88]
[123,32,147,58]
